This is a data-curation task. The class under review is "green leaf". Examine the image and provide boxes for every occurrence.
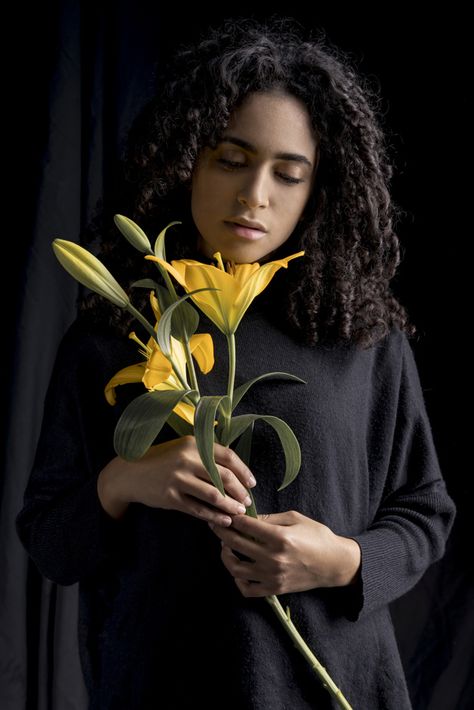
[165,410,194,438]
[172,301,200,342]
[232,371,306,410]
[114,389,198,460]
[227,414,301,491]
[156,287,221,358]
[155,284,199,340]
[194,395,233,496]
[153,283,175,315]
[131,278,162,290]
[233,422,258,518]
[154,221,182,262]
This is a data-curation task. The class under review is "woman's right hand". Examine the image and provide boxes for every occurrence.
[97,434,256,526]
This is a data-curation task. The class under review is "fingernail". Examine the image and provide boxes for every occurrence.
[236,504,246,514]
[244,496,252,506]
[248,475,257,486]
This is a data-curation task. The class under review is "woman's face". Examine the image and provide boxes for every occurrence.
[190,90,319,264]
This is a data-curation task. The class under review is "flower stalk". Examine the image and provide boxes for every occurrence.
[265,595,353,709]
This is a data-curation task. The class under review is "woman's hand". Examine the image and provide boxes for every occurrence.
[208,510,361,597]
[97,434,256,526]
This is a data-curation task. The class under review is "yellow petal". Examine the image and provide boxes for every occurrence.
[149,290,161,322]
[232,251,305,329]
[104,363,146,405]
[173,400,195,425]
[144,255,187,288]
[143,347,173,389]
[183,262,237,332]
[189,333,215,374]
[52,239,130,307]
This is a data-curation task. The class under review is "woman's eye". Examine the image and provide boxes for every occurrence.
[217,158,304,185]
[217,158,245,168]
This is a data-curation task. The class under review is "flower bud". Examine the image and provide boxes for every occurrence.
[52,239,130,308]
[113,214,152,253]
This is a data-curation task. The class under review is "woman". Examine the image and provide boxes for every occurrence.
[16,15,456,709]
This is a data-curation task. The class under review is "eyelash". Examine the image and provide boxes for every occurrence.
[217,158,304,185]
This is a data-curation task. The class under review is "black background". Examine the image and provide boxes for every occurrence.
[4,2,472,708]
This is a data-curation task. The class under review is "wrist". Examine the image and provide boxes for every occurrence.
[97,460,131,520]
[333,535,361,587]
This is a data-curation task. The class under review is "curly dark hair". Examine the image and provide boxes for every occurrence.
[79,14,416,349]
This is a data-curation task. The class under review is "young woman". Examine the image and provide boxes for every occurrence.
[16,16,456,710]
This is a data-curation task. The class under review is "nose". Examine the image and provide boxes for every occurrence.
[237,169,269,209]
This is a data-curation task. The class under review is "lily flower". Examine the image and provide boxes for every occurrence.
[144,250,305,334]
[104,291,215,426]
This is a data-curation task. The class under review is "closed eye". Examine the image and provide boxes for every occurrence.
[216,158,304,185]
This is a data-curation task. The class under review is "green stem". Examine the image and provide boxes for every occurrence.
[264,594,353,709]
[182,337,200,392]
[125,303,158,342]
[220,332,236,446]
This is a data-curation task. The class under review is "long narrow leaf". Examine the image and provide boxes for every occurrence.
[232,371,306,410]
[166,410,195,438]
[131,278,162,290]
[114,389,198,460]
[227,414,301,491]
[233,423,258,518]
[154,221,182,262]
[194,395,232,496]
[156,287,220,357]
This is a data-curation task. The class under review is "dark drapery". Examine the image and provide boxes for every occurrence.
[2,3,472,708]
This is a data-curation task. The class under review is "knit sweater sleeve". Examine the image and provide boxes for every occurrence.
[15,321,135,586]
[339,331,456,622]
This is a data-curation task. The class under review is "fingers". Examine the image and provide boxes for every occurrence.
[213,441,257,490]
[208,520,263,559]
[179,493,235,527]
[229,512,287,546]
[182,476,251,515]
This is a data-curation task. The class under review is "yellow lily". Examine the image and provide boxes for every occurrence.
[144,250,305,334]
[104,291,215,426]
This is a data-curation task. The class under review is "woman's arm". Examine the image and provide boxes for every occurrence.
[15,323,134,585]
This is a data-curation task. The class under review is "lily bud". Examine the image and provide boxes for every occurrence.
[113,214,152,253]
[52,239,130,308]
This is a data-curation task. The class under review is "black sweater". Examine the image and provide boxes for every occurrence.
[16,297,457,709]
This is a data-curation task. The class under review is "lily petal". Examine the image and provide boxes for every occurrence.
[104,363,146,405]
[143,347,174,389]
[189,333,215,374]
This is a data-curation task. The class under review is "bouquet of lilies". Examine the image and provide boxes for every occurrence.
[52,215,353,710]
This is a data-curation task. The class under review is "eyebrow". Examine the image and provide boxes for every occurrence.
[218,134,313,168]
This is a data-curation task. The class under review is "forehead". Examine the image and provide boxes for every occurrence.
[223,91,318,156]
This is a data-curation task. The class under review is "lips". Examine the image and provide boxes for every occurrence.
[226,218,268,232]
[224,222,267,240]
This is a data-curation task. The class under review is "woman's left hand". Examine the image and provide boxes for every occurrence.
[208,509,361,598]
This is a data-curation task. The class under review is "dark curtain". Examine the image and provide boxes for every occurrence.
[2,2,472,708]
